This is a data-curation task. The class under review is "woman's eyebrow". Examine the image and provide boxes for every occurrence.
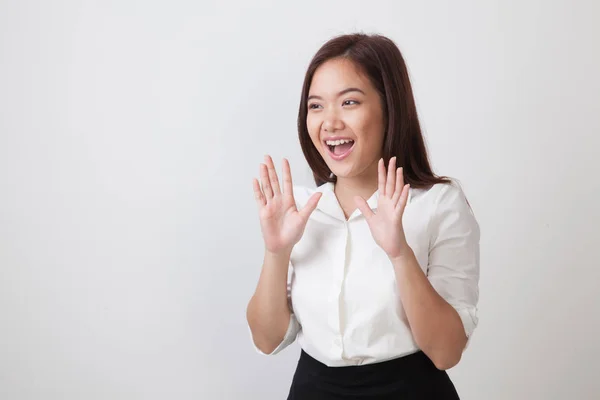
[307,87,365,101]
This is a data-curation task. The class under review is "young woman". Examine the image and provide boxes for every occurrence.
[246,33,480,399]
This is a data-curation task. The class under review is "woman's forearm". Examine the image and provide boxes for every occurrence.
[246,250,292,354]
[390,249,467,370]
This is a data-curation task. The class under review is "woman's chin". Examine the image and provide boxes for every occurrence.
[329,167,355,180]
[329,162,377,182]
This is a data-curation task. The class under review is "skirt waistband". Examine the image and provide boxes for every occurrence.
[298,349,436,382]
[290,350,459,399]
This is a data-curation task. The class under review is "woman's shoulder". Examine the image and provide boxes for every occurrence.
[411,180,474,214]
[411,179,462,200]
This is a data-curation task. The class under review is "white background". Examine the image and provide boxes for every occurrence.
[1,1,599,399]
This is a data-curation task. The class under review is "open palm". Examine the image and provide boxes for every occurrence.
[253,155,322,255]
[354,157,411,259]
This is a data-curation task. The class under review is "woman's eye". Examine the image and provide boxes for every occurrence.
[343,100,359,106]
[308,103,321,110]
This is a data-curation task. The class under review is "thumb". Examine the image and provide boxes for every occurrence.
[354,196,375,220]
[299,192,322,221]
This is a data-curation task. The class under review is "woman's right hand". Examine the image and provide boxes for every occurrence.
[253,155,322,256]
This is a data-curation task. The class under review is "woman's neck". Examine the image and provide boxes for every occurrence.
[333,168,379,220]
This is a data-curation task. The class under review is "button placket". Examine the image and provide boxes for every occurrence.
[336,220,351,358]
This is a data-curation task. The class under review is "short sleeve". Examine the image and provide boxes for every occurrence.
[250,262,301,355]
[427,183,480,346]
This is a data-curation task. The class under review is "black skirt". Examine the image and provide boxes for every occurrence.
[287,349,460,400]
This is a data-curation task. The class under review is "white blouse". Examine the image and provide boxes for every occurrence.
[251,180,480,367]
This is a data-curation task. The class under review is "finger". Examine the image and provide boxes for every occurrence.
[264,155,281,196]
[299,192,322,220]
[259,163,273,200]
[378,158,386,195]
[386,157,397,197]
[252,178,266,207]
[395,184,410,215]
[282,158,293,197]
[354,196,375,220]
[392,167,404,205]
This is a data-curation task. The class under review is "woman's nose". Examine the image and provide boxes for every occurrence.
[322,111,344,132]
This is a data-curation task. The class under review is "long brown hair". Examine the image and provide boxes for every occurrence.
[297,33,450,189]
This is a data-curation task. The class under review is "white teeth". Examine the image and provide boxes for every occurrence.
[325,139,354,146]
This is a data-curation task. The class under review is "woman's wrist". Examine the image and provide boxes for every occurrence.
[264,248,292,264]
[388,246,416,268]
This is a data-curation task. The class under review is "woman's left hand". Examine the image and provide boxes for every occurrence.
[354,157,411,260]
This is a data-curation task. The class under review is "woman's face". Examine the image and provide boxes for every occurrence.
[306,58,385,182]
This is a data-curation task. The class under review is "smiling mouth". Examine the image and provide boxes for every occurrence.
[324,138,355,160]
